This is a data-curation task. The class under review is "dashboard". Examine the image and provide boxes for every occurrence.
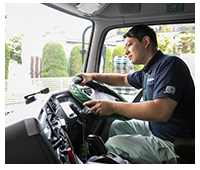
[5,88,109,164]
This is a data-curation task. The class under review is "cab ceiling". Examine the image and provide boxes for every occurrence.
[44,3,195,25]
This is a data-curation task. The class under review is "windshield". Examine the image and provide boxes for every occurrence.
[5,3,92,106]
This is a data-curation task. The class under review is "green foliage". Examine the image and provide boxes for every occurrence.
[177,32,195,53]
[41,41,68,78]
[112,45,125,58]
[5,43,10,79]
[156,25,195,54]
[104,46,112,73]
[157,34,172,54]
[69,45,87,77]
[7,34,23,64]
[158,25,172,32]
[112,45,125,72]
[134,65,144,72]
[112,45,143,72]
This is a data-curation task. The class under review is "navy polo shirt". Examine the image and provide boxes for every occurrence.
[127,50,195,142]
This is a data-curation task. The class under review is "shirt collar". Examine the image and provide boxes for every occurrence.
[143,50,163,73]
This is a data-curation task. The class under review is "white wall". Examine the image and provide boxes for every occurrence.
[180,54,195,81]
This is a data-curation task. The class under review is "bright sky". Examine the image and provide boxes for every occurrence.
[5,3,92,41]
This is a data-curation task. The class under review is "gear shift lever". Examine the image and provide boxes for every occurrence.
[87,134,107,156]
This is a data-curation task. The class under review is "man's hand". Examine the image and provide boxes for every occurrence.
[75,73,93,86]
[83,100,114,116]
[83,97,177,122]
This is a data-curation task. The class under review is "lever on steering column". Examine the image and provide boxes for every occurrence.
[69,103,88,160]
[69,103,85,122]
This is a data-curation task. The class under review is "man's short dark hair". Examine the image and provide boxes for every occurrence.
[123,24,158,48]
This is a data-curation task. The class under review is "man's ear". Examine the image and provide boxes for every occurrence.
[142,36,151,48]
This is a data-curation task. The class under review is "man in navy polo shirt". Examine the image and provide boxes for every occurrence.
[77,24,195,163]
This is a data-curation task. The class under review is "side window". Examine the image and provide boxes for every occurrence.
[100,23,195,101]
[100,27,143,75]
[155,24,195,80]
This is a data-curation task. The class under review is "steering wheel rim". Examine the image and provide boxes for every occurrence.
[69,77,131,121]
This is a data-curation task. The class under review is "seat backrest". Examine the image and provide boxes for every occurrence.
[174,138,195,164]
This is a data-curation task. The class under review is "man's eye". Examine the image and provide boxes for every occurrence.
[125,42,132,48]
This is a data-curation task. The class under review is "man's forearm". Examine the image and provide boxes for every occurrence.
[91,73,130,87]
[112,98,177,122]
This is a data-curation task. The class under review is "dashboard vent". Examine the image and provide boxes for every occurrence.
[49,99,57,112]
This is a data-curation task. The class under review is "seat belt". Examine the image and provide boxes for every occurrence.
[143,72,150,101]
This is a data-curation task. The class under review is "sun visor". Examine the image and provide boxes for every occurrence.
[76,3,105,15]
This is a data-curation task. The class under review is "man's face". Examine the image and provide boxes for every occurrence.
[124,37,146,65]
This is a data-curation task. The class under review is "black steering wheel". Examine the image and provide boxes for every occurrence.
[69,76,131,121]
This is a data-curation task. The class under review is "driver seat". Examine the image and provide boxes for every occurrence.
[174,138,195,164]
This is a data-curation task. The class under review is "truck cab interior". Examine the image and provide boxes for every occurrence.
[5,3,195,164]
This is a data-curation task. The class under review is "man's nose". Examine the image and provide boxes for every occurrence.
[125,47,129,55]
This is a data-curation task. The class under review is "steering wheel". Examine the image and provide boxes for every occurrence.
[68,76,131,121]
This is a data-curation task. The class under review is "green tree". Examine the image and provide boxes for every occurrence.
[158,25,172,32]
[7,34,23,64]
[177,32,195,53]
[104,46,112,73]
[112,45,125,58]
[112,45,125,73]
[41,41,68,77]
[69,45,87,77]
[157,34,172,54]
[5,43,10,79]
[112,45,143,72]
[134,65,144,72]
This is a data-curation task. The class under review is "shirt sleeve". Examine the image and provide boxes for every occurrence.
[127,70,144,89]
[153,57,190,103]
